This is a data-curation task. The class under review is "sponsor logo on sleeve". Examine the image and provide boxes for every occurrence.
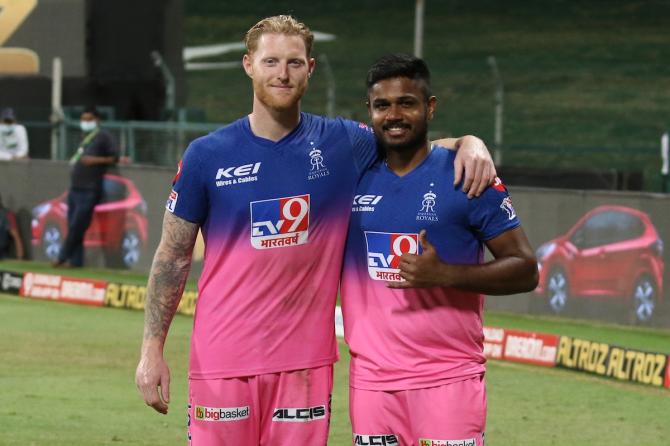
[352,194,383,212]
[419,438,476,446]
[194,405,250,422]
[500,196,516,220]
[215,162,261,187]
[353,433,400,445]
[166,189,178,212]
[365,231,419,282]
[250,194,310,249]
[272,405,326,422]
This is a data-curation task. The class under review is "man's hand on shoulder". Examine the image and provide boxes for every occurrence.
[432,135,497,198]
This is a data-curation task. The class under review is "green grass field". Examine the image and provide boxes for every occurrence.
[2,290,669,445]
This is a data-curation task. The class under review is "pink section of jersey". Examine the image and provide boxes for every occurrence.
[189,217,349,379]
[341,265,486,391]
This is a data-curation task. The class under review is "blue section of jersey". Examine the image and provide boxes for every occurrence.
[168,113,378,234]
[346,146,520,269]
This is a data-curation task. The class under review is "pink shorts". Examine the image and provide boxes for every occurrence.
[188,365,333,445]
[350,375,486,446]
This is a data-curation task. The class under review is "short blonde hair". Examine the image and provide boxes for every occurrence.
[245,15,314,56]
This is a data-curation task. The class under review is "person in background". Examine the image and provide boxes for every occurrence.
[53,107,118,268]
[0,193,25,260]
[0,107,29,160]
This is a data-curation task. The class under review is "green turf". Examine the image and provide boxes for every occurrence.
[183,0,670,190]
[2,293,670,445]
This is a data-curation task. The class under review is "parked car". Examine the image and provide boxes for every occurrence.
[31,174,148,268]
[534,205,664,322]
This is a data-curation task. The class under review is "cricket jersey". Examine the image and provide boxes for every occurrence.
[168,113,377,379]
[341,146,520,391]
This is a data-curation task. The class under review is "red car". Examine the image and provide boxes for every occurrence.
[31,174,148,268]
[535,205,664,322]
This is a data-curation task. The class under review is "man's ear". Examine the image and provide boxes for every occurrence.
[427,95,437,121]
[242,54,253,78]
[307,57,316,77]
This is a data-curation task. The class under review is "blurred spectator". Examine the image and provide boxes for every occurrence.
[0,194,25,260]
[0,107,29,160]
[54,106,118,267]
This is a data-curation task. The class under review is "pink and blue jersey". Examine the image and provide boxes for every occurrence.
[168,113,377,379]
[341,147,520,391]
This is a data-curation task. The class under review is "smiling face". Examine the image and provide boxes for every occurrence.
[367,76,436,153]
[243,33,315,112]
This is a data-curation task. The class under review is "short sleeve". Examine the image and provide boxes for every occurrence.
[167,142,208,225]
[468,178,521,241]
[340,119,379,175]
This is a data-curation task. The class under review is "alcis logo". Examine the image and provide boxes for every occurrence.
[272,405,326,422]
[354,434,399,445]
[215,162,261,179]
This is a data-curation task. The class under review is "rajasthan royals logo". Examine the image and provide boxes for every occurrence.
[500,196,516,220]
[250,194,310,249]
[365,231,420,281]
[417,183,438,222]
[307,141,329,180]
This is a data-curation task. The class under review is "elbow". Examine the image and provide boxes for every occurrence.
[521,256,540,292]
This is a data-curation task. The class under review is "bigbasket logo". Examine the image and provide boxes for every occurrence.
[353,433,399,445]
[365,231,420,281]
[250,194,310,249]
[272,405,326,422]
[194,405,249,422]
[419,439,476,446]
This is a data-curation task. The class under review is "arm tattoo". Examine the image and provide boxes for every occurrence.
[144,211,198,341]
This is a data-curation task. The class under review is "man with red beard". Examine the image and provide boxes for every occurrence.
[135,15,497,445]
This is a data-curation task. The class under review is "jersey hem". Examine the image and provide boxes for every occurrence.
[349,370,485,392]
[188,354,339,380]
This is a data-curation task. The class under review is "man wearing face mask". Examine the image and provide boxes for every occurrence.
[0,108,29,160]
[54,107,118,267]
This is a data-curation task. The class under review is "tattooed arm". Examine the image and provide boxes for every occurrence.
[135,211,198,414]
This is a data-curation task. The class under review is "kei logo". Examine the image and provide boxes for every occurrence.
[250,194,310,249]
[365,231,420,281]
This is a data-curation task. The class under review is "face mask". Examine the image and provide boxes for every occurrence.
[80,120,98,132]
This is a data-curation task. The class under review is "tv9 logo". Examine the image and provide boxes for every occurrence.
[250,194,310,249]
[365,232,420,281]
